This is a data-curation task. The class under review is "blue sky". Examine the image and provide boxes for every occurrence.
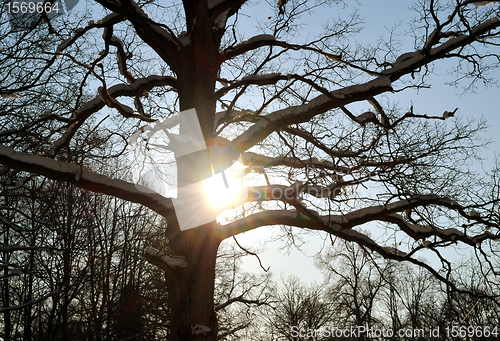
[237,0,500,283]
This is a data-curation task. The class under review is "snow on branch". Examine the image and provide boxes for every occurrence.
[230,76,393,152]
[217,194,476,242]
[48,75,177,155]
[331,194,459,228]
[102,27,137,84]
[335,226,495,296]
[222,34,279,60]
[144,247,187,273]
[221,37,380,77]
[98,86,136,116]
[96,0,182,69]
[384,17,500,79]
[231,34,277,50]
[52,13,123,61]
[382,213,499,247]
[0,145,174,219]
[462,0,500,6]
[216,200,499,293]
[242,152,350,173]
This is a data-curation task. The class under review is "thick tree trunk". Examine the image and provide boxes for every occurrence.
[166,223,222,341]
[159,9,224,339]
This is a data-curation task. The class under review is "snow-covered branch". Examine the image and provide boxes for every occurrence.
[218,194,466,238]
[226,17,499,152]
[382,213,499,247]
[48,75,177,155]
[230,76,393,152]
[0,145,174,219]
[242,152,351,173]
[221,36,381,76]
[95,0,182,70]
[385,17,500,80]
[144,247,187,276]
[217,195,499,294]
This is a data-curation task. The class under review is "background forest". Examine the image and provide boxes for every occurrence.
[2,179,499,340]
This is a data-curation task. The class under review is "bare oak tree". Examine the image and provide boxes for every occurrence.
[1,0,500,340]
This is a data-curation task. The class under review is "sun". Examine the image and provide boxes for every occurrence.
[203,161,247,212]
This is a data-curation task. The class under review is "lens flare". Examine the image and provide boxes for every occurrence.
[203,161,247,212]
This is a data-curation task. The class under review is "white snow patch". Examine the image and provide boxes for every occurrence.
[384,50,424,74]
[208,0,226,9]
[56,38,72,56]
[144,247,187,268]
[247,34,276,43]
[192,325,211,335]
[241,73,281,82]
[231,34,276,50]
[355,111,376,124]
[214,10,229,30]
[472,1,499,6]
[383,247,407,257]
[326,53,341,62]
[1,93,20,99]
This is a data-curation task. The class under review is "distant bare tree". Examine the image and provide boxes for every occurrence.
[260,276,333,341]
[317,238,386,340]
